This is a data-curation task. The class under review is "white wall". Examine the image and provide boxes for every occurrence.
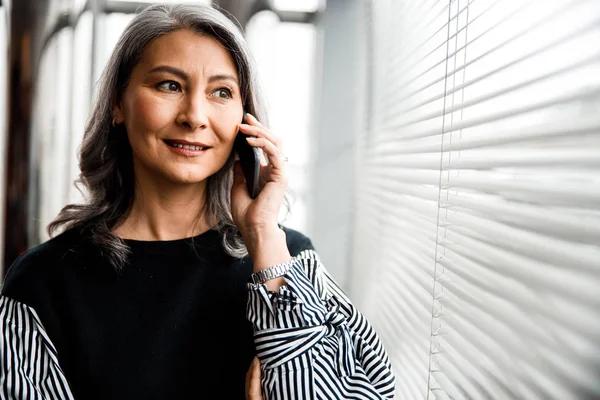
[308,0,364,291]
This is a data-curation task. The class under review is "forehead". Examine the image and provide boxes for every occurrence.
[137,29,238,76]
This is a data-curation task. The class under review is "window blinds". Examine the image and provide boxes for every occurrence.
[350,0,600,398]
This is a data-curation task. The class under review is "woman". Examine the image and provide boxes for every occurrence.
[0,3,395,399]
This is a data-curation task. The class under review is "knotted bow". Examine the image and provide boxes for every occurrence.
[322,299,357,377]
[254,297,356,377]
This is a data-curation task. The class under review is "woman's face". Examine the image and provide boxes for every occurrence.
[114,29,244,186]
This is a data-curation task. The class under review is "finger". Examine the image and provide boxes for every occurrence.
[250,357,262,395]
[245,113,264,127]
[238,124,282,149]
[259,150,268,167]
[251,356,260,379]
[246,137,287,174]
[232,160,245,187]
[246,357,263,400]
[238,123,282,149]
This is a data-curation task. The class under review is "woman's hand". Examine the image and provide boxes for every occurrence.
[231,113,288,238]
[231,113,291,287]
[245,357,263,400]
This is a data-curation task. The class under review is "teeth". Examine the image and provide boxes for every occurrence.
[169,142,205,151]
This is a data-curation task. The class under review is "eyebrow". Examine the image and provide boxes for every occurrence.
[149,66,239,87]
[208,74,239,86]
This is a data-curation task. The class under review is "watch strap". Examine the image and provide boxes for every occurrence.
[251,259,297,284]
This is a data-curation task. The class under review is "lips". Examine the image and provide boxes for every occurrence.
[163,139,211,151]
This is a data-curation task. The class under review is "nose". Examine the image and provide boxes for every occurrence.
[176,93,209,131]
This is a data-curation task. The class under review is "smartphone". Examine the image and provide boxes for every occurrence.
[234,112,261,199]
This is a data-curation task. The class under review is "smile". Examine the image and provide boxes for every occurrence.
[167,142,207,151]
[163,139,212,157]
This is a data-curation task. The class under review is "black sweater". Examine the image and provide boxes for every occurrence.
[1,226,313,399]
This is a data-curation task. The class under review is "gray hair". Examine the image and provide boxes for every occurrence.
[48,3,284,269]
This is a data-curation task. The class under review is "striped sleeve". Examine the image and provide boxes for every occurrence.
[247,249,396,399]
[0,296,75,400]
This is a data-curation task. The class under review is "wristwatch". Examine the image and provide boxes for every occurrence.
[251,259,297,284]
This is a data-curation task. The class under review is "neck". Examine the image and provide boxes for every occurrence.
[114,174,211,241]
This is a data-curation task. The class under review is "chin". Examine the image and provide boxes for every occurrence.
[172,174,212,185]
[161,167,212,185]
[152,156,231,185]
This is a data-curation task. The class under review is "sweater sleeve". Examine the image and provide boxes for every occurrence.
[0,296,75,400]
[246,249,396,399]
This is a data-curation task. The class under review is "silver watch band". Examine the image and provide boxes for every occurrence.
[251,259,297,284]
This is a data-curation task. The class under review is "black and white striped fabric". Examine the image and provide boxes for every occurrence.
[0,248,395,399]
[0,296,75,399]
[247,249,396,399]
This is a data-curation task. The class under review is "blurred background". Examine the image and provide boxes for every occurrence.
[1,0,599,398]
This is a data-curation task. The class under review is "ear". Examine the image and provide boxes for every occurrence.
[112,102,124,125]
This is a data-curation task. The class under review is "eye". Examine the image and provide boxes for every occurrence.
[214,87,233,99]
[157,80,181,92]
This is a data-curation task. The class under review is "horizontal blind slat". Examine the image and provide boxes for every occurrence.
[385,0,585,112]
[369,119,600,155]
[441,211,600,272]
[356,0,600,398]
[367,148,600,169]
[392,33,600,118]
[439,234,599,306]
[443,173,600,208]
[440,195,600,245]
[437,254,600,332]
[378,87,600,142]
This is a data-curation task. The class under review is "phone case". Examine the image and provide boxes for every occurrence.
[234,113,261,199]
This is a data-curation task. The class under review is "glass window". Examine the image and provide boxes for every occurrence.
[68,11,94,205]
[31,29,74,242]
[93,12,136,87]
[246,11,317,232]
[273,0,324,12]
[108,0,210,3]
[73,0,88,14]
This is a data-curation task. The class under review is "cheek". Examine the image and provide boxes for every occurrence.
[124,91,174,135]
[213,110,244,145]
[214,125,238,159]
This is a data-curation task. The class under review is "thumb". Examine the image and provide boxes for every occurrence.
[246,357,263,400]
[232,161,251,201]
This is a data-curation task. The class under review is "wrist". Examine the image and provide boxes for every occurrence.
[243,225,291,272]
[241,222,281,239]
[251,259,297,284]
